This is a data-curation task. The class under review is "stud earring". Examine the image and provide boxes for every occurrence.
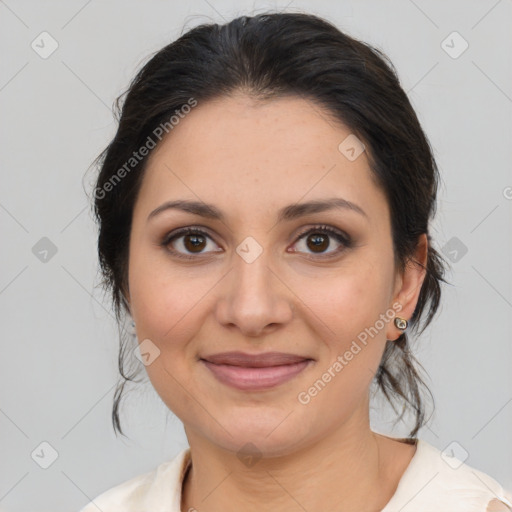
[394,317,408,330]
[127,319,137,336]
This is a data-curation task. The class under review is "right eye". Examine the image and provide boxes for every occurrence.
[160,227,223,260]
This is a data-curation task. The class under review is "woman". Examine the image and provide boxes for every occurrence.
[80,11,511,512]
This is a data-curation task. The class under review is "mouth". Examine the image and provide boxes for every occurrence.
[199,351,314,391]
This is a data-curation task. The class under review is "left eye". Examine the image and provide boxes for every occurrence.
[291,225,351,257]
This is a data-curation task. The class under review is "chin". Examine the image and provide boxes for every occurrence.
[199,408,314,458]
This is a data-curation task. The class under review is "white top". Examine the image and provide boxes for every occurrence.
[79,438,512,511]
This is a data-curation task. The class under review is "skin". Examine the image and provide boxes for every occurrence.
[125,93,428,512]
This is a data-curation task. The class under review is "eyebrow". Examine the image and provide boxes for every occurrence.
[147,197,368,223]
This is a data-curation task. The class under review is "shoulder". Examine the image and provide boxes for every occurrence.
[77,448,191,512]
[383,439,512,512]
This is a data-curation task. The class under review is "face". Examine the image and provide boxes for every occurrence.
[126,94,426,457]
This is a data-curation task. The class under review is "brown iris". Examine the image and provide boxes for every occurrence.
[306,233,329,253]
[183,234,207,253]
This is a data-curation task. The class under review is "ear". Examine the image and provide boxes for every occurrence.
[386,233,428,340]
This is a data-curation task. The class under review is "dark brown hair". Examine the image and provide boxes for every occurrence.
[90,11,448,438]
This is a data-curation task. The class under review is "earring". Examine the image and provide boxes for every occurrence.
[394,317,408,330]
[127,319,137,336]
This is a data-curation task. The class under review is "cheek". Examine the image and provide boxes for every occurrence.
[128,260,207,415]
[295,259,392,342]
[130,276,195,341]
[128,239,211,341]
[127,251,227,399]
[290,260,393,394]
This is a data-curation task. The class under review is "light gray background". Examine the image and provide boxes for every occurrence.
[1,1,511,511]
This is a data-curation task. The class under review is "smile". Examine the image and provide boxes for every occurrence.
[200,352,314,391]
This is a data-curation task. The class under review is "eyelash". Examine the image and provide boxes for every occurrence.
[160,225,352,261]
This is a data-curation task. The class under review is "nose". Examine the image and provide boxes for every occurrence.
[214,247,294,338]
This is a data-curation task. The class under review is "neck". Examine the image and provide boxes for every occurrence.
[181,406,398,511]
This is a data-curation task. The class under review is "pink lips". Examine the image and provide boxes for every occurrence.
[200,351,313,391]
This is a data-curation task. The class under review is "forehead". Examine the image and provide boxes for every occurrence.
[137,94,388,225]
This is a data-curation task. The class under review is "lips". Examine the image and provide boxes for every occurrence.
[200,351,313,390]
[201,351,310,367]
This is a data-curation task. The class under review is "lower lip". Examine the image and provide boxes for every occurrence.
[201,359,312,391]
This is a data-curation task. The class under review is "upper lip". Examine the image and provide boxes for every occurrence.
[200,351,312,368]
